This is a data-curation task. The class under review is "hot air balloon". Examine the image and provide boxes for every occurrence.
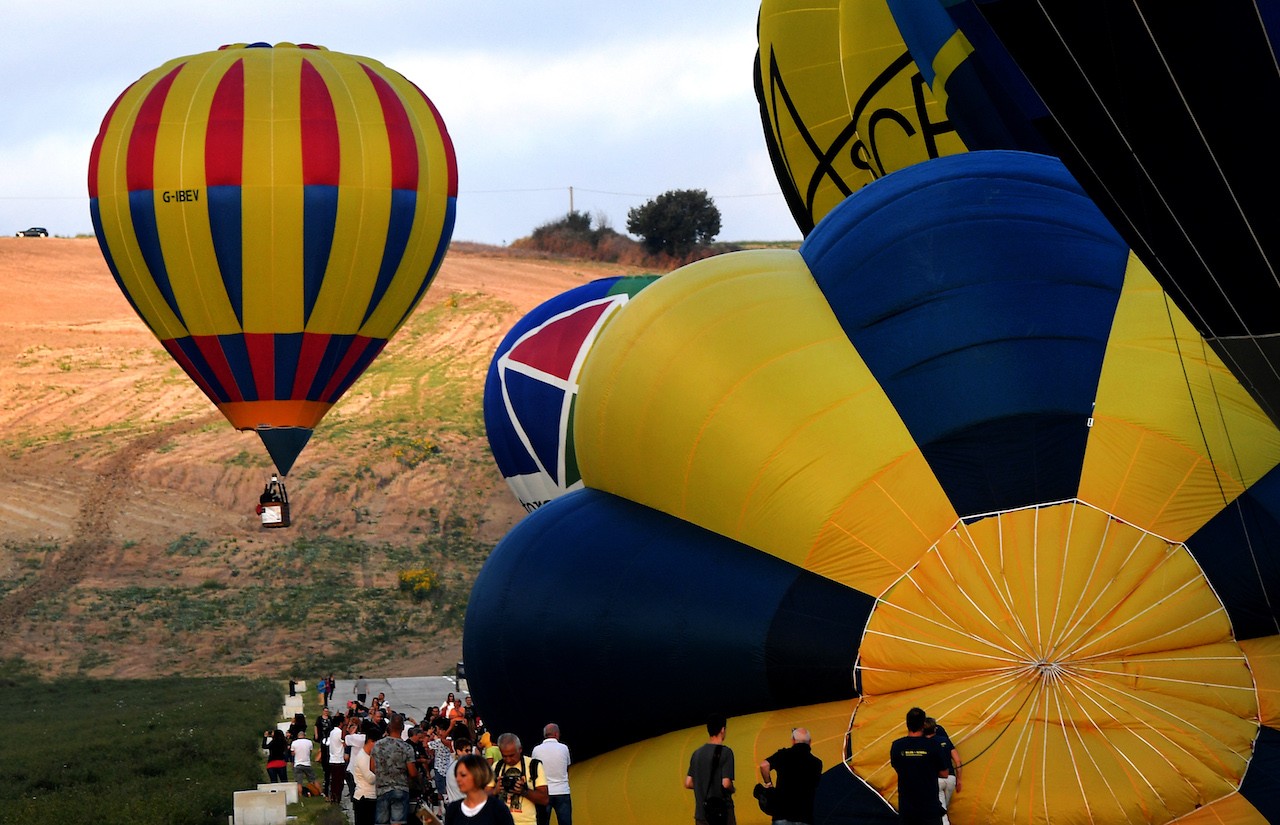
[754,0,1048,235]
[464,152,1280,824]
[483,275,658,512]
[88,42,457,478]
[891,1,1280,431]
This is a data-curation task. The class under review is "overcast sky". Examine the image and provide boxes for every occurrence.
[1,0,801,246]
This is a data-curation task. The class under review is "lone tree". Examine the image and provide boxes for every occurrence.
[626,189,721,257]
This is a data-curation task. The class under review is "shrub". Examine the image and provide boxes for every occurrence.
[398,567,439,601]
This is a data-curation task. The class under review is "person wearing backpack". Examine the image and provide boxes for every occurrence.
[489,732,549,824]
[684,715,735,825]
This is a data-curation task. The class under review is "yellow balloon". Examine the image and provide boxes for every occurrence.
[756,0,970,232]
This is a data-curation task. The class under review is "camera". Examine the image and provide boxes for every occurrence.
[501,772,521,794]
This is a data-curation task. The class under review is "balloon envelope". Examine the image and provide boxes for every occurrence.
[89,42,457,474]
[908,1,1280,428]
[754,0,1047,234]
[464,152,1280,824]
[483,275,658,511]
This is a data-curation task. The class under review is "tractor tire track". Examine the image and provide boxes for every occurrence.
[0,417,212,634]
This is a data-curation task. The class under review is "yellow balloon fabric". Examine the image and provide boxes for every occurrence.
[575,250,957,598]
[757,0,969,231]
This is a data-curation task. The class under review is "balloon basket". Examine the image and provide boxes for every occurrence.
[260,502,291,528]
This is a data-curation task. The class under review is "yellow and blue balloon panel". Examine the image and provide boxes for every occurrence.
[466,152,1280,824]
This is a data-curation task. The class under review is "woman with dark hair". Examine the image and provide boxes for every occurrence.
[288,712,307,740]
[444,753,514,825]
[351,722,382,825]
[264,729,289,783]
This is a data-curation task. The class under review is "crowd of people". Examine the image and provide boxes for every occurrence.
[263,684,572,825]
[268,680,959,825]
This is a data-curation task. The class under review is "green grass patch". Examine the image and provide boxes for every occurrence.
[0,664,282,825]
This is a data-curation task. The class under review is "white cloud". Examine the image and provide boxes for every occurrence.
[0,1,804,243]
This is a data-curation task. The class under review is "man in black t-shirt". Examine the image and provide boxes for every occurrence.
[890,707,945,825]
[758,727,822,824]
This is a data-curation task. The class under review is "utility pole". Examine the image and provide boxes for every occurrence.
[569,185,574,216]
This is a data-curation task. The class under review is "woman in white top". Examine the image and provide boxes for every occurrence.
[350,723,380,825]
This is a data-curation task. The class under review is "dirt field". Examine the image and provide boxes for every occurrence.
[0,236,650,678]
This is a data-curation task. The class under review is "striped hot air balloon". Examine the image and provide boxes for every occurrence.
[88,42,457,475]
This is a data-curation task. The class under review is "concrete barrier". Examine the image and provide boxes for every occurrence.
[232,789,287,824]
[257,781,299,804]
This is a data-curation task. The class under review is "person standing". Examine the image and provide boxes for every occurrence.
[291,729,322,798]
[429,717,456,802]
[684,715,735,825]
[326,714,348,805]
[346,715,369,800]
[316,708,335,798]
[351,723,382,825]
[264,729,290,783]
[445,753,515,825]
[445,737,474,804]
[924,717,961,824]
[890,708,946,825]
[355,675,370,706]
[371,713,419,825]
[490,732,550,825]
[757,727,822,825]
[530,723,572,825]
[325,673,336,708]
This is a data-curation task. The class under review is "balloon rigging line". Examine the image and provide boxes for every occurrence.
[1050,673,1175,813]
[1070,662,1252,695]
[1044,504,1116,662]
[953,514,1037,653]
[1197,326,1249,492]
[1128,0,1280,295]
[1163,290,1233,511]
[1187,315,1279,632]
[1062,664,1246,778]
[1032,504,1045,652]
[860,628,1023,666]
[1070,578,1215,661]
[1049,528,1163,657]
[1060,679,1243,811]
[1050,683,1122,821]
[931,545,1038,658]
[1045,499,1079,660]
[893,559,1033,659]
[1027,1,1280,407]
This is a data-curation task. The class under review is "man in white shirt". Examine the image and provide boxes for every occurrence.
[530,723,572,825]
[326,720,348,804]
[290,731,322,797]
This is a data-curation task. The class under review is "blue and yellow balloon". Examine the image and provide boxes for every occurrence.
[466,152,1280,824]
[88,42,457,475]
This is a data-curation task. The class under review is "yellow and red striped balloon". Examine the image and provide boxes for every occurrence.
[88,42,457,474]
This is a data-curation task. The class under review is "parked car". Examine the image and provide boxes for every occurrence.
[15,227,48,237]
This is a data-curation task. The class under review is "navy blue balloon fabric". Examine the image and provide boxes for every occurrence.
[464,489,874,760]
